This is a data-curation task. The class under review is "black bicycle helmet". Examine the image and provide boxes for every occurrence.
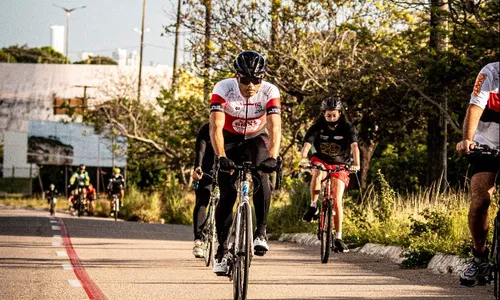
[234,51,266,77]
[320,96,343,111]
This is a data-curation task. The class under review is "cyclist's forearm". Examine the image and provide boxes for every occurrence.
[463,104,483,141]
[210,112,226,157]
[300,143,312,159]
[350,142,360,166]
[266,114,281,158]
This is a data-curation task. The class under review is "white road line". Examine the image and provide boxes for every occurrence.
[68,280,82,288]
[51,225,61,230]
[50,220,57,223]
[62,264,73,270]
[56,251,68,257]
[53,235,62,239]
[52,242,61,247]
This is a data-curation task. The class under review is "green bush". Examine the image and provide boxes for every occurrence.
[161,175,194,225]
[121,185,163,223]
[267,179,315,236]
[374,169,395,223]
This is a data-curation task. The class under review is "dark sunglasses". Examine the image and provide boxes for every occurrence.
[238,76,263,85]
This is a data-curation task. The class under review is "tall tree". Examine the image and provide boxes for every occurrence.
[426,0,449,187]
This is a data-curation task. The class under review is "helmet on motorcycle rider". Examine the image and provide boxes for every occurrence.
[79,164,86,172]
[113,168,120,177]
[49,184,55,190]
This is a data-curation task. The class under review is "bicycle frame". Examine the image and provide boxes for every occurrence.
[232,168,254,262]
[303,163,348,263]
[319,174,333,234]
[224,162,259,300]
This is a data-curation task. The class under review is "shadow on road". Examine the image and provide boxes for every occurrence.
[0,214,192,241]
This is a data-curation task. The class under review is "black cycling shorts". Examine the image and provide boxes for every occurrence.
[469,155,500,177]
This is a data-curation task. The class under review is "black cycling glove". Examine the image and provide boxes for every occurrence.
[259,157,277,173]
[219,156,236,172]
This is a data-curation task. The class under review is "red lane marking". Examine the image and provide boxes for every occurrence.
[57,219,108,300]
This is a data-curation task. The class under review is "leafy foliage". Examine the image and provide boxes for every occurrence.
[1,45,68,64]
[74,56,117,65]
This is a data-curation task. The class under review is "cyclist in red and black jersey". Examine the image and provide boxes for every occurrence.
[300,96,360,253]
[86,183,97,216]
[457,62,499,287]
[210,50,281,274]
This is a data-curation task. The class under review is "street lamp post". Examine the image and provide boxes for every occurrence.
[53,4,86,62]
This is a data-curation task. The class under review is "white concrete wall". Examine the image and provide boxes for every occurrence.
[3,131,32,178]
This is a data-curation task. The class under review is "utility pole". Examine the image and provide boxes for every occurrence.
[138,0,147,101]
[53,4,86,63]
[172,0,182,99]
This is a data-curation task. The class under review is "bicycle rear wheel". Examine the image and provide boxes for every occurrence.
[233,203,251,300]
[320,200,333,264]
[114,196,119,221]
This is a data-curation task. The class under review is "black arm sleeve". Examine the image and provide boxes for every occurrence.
[347,122,359,144]
[303,123,320,146]
[194,123,210,168]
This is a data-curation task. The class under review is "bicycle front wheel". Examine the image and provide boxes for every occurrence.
[77,195,84,217]
[320,200,333,264]
[233,202,251,300]
[204,204,215,267]
[494,216,500,299]
[49,199,56,215]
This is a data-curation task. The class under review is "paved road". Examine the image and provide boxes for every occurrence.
[0,207,494,299]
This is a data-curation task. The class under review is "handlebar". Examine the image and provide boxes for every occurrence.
[466,143,500,157]
[300,163,350,173]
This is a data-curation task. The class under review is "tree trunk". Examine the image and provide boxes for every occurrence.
[359,140,378,190]
[203,0,212,103]
[426,0,448,187]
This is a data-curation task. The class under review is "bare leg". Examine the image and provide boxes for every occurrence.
[310,169,327,206]
[469,172,496,254]
[332,178,346,236]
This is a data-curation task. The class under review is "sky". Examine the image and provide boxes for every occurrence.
[1,0,183,66]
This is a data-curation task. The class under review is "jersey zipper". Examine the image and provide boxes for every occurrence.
[243,96,249,139]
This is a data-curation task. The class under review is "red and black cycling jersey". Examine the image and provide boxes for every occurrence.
[303,117,359,165]
[470,62,499,149]
[210,78,281,139]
